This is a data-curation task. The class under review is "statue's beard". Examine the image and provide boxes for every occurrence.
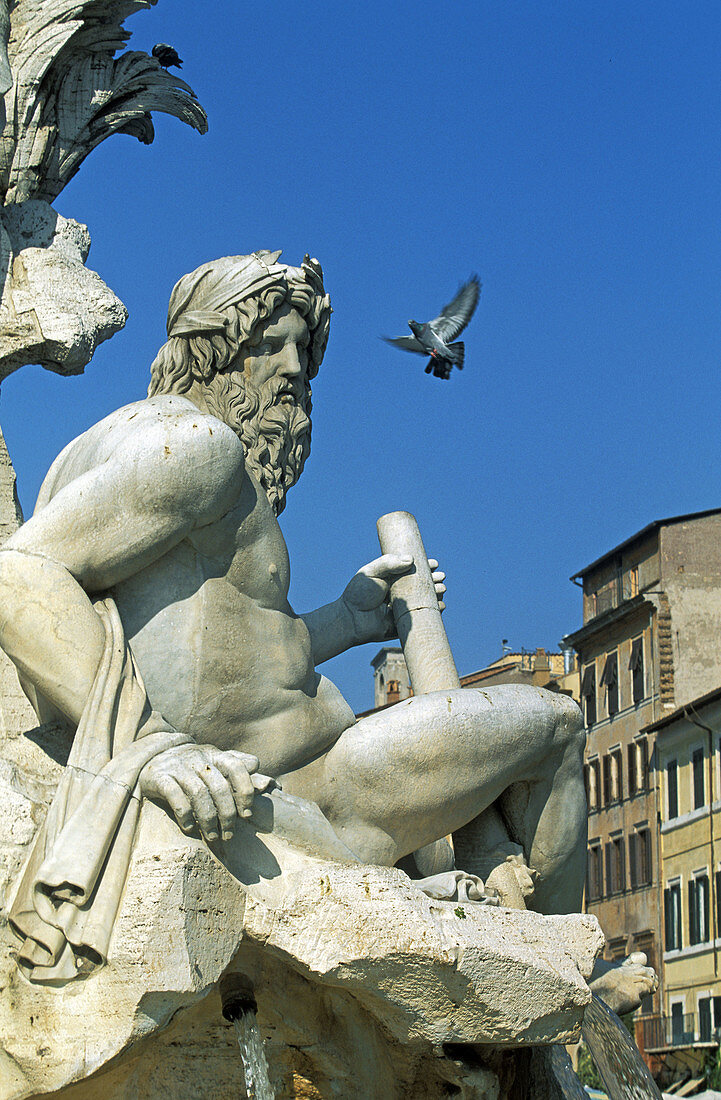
[203,370,312,515]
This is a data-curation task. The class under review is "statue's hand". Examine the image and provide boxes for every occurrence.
[341,554,446,644]
[139,744,273,842]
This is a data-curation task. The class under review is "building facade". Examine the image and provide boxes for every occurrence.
[563,509,721,1025]
[641,689,721,1076]
[369,646,578,711]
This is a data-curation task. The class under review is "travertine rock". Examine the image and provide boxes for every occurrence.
[0,793,603,1099]
[0,0,207,377]
[0,201,127,379]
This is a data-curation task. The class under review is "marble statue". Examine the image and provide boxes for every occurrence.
[0,250,655,1014]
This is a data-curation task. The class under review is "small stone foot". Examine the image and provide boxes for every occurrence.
[415,869,499,903]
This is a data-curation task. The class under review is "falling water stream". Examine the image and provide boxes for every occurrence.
[580,993,662,1099]
[232,1005,274,1100]
[222,979,658,1098]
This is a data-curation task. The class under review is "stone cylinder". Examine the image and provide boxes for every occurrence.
[377,511,460,694]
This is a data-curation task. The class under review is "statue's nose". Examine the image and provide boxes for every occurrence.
[278,345,302,377]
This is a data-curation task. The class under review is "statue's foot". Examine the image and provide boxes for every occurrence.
[414,869,499,904]
[589,952,658,1016]
[484,849,537,910]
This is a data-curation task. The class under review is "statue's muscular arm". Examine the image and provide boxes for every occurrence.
[0,412,243,719]
[300,557,447,665]
[0,409,267,840]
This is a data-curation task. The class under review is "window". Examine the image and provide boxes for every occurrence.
[600,651,619,716]
[603,748,623,805]
[693,748,706,810]
[605,835,626,895]
[689,874,710,945]
[699,997,721,1042]
[586,758,600,810]
[665,882,682,950]
[627,566,639,599]
[716,870,721,939]
[671,1002,685,1045]
[587,844,603,901]
[629,828,652,888]
[581,664,596,727]
[629,637,644,703]
[667,759,678,819]
[628,737,650,796]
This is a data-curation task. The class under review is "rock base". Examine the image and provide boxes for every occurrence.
[0,778,602,1100]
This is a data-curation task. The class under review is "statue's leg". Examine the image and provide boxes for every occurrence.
[281,684,586,915]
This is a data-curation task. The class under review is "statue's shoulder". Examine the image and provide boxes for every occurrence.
[38,396,245,516]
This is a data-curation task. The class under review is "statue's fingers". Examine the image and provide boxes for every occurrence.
[150,773,195,834]
[438,601,446,613]
[431,570,446,583]
[251,772,275,792]
[359,554,413,580]
[427,558,439,571]
[175,768,221,841]
[215,755,256,818]
[434,583,447,596]
[213,748,259,775]
[197,761,237,840]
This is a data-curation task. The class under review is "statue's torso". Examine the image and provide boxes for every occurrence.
[38,397,355,776]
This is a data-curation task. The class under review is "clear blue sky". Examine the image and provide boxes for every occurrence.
[3,2,720,711]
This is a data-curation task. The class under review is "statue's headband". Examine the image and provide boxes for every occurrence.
[166,250,326,340]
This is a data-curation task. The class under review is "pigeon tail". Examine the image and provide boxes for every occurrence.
[448,341,464,368]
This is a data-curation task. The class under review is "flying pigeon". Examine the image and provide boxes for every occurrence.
[383,275,481,379]
[152,43,183,69]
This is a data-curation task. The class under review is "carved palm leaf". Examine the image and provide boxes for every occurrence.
[2,0,207,204]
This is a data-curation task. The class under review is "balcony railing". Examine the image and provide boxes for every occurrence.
[640,1013,716,1051]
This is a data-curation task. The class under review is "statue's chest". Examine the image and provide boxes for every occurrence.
[188,474,291,606]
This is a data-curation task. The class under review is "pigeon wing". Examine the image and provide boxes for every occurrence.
[430,275,481,343]
[382,335,426,355]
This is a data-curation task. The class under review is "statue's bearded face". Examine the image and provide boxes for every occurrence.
[202,303,313,515]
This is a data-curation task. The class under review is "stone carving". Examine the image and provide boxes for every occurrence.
[0,793,604,1097]
[0,249,594,978]
[0,250,658,1097]
[0,200,127,379]
[1,0,207,205]
[0,0,207,377]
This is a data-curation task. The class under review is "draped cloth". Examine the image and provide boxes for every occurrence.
[9,598,191,984]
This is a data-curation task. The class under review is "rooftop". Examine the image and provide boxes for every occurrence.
[570,508,721,582]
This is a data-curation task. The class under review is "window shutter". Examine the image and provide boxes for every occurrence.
[639,738,649,790]
[600,653,618,685]
[689,880,698,945]
[628,743,637,796]
[643,830,652,885]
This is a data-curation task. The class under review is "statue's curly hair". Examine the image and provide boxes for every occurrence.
[148,279,331,399]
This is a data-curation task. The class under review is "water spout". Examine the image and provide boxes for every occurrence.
[581,993,661,1099]
[220,974,274,1100]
